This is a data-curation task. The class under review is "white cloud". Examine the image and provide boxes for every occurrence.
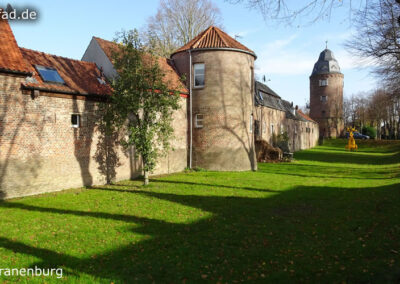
[255,35,314,76]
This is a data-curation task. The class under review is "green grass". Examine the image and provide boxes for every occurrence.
[0,139,400,283]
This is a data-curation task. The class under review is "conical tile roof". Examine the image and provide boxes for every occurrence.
[172,26,255,57]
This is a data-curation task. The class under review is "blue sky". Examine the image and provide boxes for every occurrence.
[5,0,376,107]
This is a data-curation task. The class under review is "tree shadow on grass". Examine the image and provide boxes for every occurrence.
[0,182,399,282]
[258,163,399,180]
[294,150,400,165]
[148,179,277,193]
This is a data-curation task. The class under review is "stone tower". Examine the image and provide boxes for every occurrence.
[171,26,257,171]
[309,48,344,138]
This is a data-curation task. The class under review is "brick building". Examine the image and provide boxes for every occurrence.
[254,81,319,152]
[0,18,188,199]
[309,48,344,138]
[0,19,319,199]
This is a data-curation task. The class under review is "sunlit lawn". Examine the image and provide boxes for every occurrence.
[0,139,399,283]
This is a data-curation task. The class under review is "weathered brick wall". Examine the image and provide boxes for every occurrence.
[172,50,257,171]
[0,73,187,199]
[310,73,344,138]
[254,106,319,152]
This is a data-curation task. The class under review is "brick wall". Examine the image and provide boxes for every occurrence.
[172,50,257,171]
[254,106,319,152]
[0,73,187,199]
[310,73,344,138]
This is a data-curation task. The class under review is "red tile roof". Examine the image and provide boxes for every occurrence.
[93,37,188,94]
[0,17,32,74]
[20,48,112,96]
[172,26,255,57]
[297,109,316,123]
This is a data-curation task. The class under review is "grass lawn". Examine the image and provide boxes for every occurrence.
[0,139,399,283]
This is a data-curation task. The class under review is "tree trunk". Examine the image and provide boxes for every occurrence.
[144,170,149,185]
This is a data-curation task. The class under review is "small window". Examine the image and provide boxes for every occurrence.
[250,114,253,133]
[270,124,274,134]
[36,65,65,84]
[194,63,205,87]
[322,110,326,116]
[195,114,204,128]
[319,79,328,86]
[320,95,327,102]
[71,114,80,128]
[254,120,260,135]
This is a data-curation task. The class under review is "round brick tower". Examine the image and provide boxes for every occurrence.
[171,26,257,171]
[309,48,344,138]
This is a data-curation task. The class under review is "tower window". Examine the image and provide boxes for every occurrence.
[193,63,205,87]
[195,114,204,128]
[71,114,80,128]
[320,95,327,102]
[319,79,328,86]
[322,110,326,117]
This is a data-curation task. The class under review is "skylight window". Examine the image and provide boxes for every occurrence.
[35,65,65,84]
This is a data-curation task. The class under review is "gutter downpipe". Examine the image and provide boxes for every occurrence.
[189,49,193,169]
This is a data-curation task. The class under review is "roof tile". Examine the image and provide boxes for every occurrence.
[173,26,255,56]
[0,17,32,74]
[297,109,316,123]
[20,48,112,96]
[94,37,188,94]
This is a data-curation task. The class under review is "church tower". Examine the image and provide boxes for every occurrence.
[309,47,344,138]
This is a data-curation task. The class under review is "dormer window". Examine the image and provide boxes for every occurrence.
[319,79,328,86]
[258,91,264,101]
[193,63,205,87]
[35,65,65,84]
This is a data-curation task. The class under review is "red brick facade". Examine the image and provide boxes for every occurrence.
[0,72,187,199]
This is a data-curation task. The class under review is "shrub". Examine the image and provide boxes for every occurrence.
[273,132,290,153]
[362,125,377,139]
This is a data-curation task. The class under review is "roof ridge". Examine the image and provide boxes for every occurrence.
[20,47,97,66]
[213,27,229,47]
[193,26,213,49]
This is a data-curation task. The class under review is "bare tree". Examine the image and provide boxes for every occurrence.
[367,89,391,139]
[226,0,375,24]
[144,0,223,57]
[346,0,400,92]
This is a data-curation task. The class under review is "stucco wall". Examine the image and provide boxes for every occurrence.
[172,49,256,171]
[0,73,187,199]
